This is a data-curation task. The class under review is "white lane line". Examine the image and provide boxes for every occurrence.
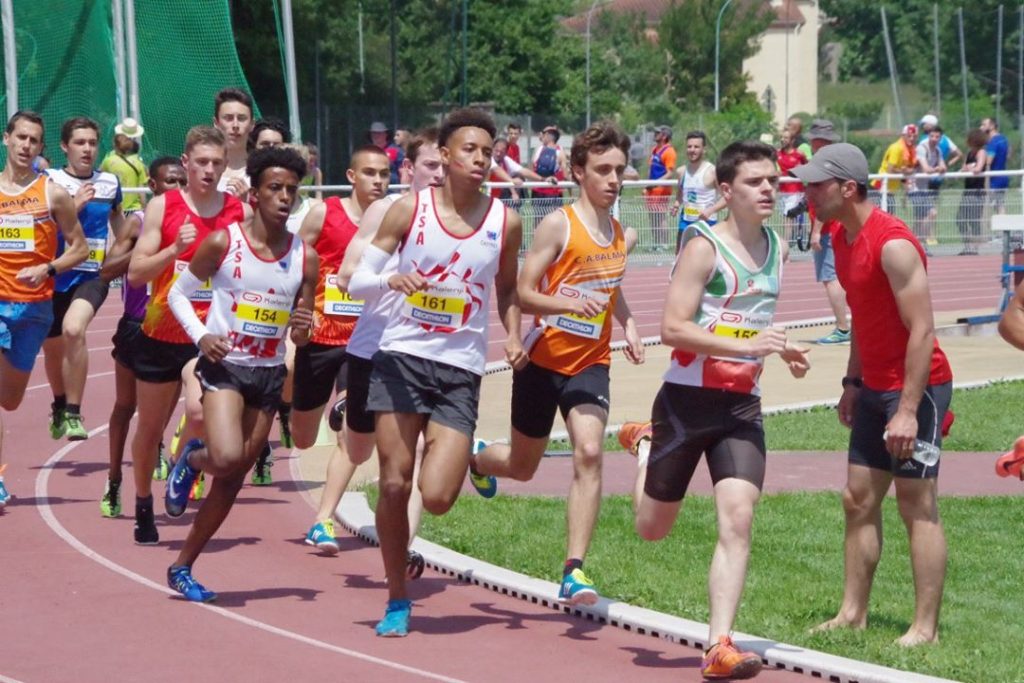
[0,674,27,683]
[26,371,116,392]
[35,345,114,359]
[34,427,466,683]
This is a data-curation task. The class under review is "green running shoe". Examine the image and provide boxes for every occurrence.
[816,327,851,345]
[100,479,122,518]
[251,443,273,486]
[49,407,66,440]
[558,568,599,606]
[152,443,170,481]
[63,412,88,441]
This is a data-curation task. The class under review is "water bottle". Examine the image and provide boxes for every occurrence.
[911,439,941,467]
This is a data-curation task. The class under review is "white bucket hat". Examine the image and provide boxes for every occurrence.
[114,117,144,139]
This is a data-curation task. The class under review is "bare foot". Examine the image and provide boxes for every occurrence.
[896,630,937,647]
[809,615,866,634]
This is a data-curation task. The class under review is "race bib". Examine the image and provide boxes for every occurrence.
[0,214,35,252]
[402,283,467,328]
[547,284,609,340]
[74,237,106,273]
[233,290,292,339]
[324,274,364,317]
[173,260,212,302]
[683,191,700,221]
[712,310,772,361]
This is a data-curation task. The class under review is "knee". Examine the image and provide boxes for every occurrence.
[0,393,23,411]
[378,475,412,503]
[62,321,86,344]
[292,431,316,450]
[508,456,541,481]
[842,486,876,520]
[573,440,603,475]
[185,402,204,428]
[719,507,754,545]
[897,493,937,524]
[635,516,670,542]
[422,491,457,516]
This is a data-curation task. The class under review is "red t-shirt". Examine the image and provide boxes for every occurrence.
[507,142,521,164]
[777,148,807,194]
[832,207,952,391]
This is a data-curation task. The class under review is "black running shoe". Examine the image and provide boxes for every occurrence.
[134,504,159,545]
[327,396,347,433]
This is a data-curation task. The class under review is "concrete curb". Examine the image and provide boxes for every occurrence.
[336,493,958,683]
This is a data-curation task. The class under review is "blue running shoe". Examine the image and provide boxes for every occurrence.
[558,568,599,606]
[305,519,340,555]
[468,438,497,499]
[375,598,412,637]
[165,439,202,518]
[0,469,9,509]
[167,565,217,603]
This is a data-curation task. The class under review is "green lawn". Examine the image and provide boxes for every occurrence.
[401,492,1023,682]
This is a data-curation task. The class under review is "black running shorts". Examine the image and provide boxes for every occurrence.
[47,278,110,338]
[292,341,348,411]
[510,361,610,439]
[194,356,286,413]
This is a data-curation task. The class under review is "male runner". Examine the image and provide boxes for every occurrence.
[471,121,644,605]
[282,146,389,495]
[631,141,809,680]
[163,146,317,601]
[0,111,87,507]
[213,88,255,196]
[247,117,291,154]
[99,157,186,517]
[670,131,723,252]
[355,108,525,636]
[127,126,245,544]
[795,144,952,647]
[302,129,443,556]
[43,117,126,440]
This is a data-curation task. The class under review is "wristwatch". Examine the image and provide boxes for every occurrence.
[841,376,863,389]
[46,263,57,278]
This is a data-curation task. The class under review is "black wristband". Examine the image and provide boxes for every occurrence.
[841,376,863,389]
[46,263,57,278]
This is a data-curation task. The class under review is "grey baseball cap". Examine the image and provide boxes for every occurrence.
[368,121,388,133]
[790,143,869,185]
[655,125,673,139]
[807,118,841,142]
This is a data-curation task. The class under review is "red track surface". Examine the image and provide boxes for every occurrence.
[0,254,1002,682]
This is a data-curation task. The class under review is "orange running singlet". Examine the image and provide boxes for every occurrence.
[0,175,60,302]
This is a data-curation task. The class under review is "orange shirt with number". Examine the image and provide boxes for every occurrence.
[0,175,60,302]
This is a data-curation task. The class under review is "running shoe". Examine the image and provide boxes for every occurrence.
[375,598,412,637]
[166,439,202,518]
[152,443,170,481]
[100,479,122,518]
[327,396,347,433]
[816,328,851,345]
[305,519,341,555]
[700,635,763,680]
[168,413,187,456]
[996,435,1024,479]
[167,565,217,603]
[189,472,205,501]
[558,568,599,606]
[617,421,652,456]
[63,412,88,441]
[406,550,425,580]
[251,443,273,486]
[0,465,9,509]
[134,503,159,545]
[468,438,497,498]
[279,411,294,449]
[49,406,66,440]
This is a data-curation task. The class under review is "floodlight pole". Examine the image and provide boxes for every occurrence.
[585,0,604,128]
[281,0,302,141]
[714,0,734,112]
[112,0,128,122]
[125,0,140,121]
[2,0,18,120]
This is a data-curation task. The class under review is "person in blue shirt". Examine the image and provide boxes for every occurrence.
[982,117,1011,211]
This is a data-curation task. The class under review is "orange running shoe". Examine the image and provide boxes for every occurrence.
[701,635,763,680]
[996,435,1024,479]
[617,421,652,456]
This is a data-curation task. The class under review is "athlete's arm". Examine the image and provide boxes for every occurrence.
[365,195,425,294]
[881,238,937,457]
[337,197,390,291]
[127,195,194,287]
[296,201,326,247]
[661,233,787,359]
[290,247,319,347]
[20,184,88,287]
[496,208,527,370]
[999,281,1024,349]
[101,212,141,282]
[516,211,602,318]
[167,230,230,363]
[108,201,126,242]
[612,293,644,365]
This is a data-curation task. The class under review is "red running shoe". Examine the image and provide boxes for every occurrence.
[996,435,1024,479]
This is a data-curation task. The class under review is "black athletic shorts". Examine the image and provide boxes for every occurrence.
[110,314,144,371]
[194,356,286,413]
[133,333,198,384]
[293,341,348,411]
[345,353,376,434]
[511,361,610,439]
[644,383,766,503]
[848,381,952,479]
[366,350,481,438]
[47,278,110,338]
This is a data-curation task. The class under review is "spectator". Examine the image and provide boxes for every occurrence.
[872,124,918,212]
[505,122,522,163]
[100,117,147,212]
[911,126,950,245]
[777,129,808,244]
[957,128,989,255]
[394,128,413,185]
[302,142,324,199]
[488,137,548,201]
[981,117,1010,213]
[246,117,291,153]
[918,115,962,166]
[369,121,404,185]
[787,115,813,159]
[531,125,568,219]
[644,124,676,250]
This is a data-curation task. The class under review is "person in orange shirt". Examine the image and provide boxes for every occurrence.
[0,110,88,508]
[471,121,644,605]
[645,125,677,250]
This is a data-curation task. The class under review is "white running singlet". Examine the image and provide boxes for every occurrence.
[204,221,307,367]
[347,194,401,361]
[679,161,718,223]
[377,187,506,375]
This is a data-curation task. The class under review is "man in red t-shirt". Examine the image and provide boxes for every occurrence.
[794,143,952,648]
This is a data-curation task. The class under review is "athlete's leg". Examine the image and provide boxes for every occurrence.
[107,359,137,482]
[473,428,548,481]
[0,355,32,476]
[132,379,181,499]
[563,403,608,562]
[173,359,205,457]
[707,477,760,641]
[290,406,323,449]
[60,298,98,409]
[41,336,65,399]
[313,429,354,521]
[813,464,891,632]
[417,421,473,515]
[893,476,946,645]
[375,410,427,601]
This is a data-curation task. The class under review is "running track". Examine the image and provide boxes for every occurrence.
[0,255,1000,682]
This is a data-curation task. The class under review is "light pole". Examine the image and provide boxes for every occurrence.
[585,0,608,127]
[714,0,734,112]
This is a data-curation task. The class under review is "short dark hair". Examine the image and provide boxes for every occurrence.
[506,122,522,132]
[246,146,307,187]
[214,87,254,118]
[569,121,631,177]
[439,108,496,148]
[247,117,292,153]
[6,110,44,135]
[715,140,777,185]
[148,156,182,179]
[929,125,944,135]
[350,143,389,169]
[407,127,439,165]
[685,130,707,144]
[60,117,99,144]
